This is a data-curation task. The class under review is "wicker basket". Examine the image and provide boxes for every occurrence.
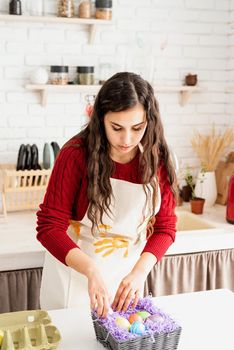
[92,315,181,350]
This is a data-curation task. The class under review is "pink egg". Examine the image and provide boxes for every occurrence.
[128,313,143,324]
[148,314,164,323]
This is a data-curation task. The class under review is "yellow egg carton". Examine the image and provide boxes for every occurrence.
[0,310,61,350]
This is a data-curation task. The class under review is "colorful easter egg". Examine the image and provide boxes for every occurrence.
[148,314,164,323]
[130,321,146,335]
[115,316,131,331]
[128,313,143,324]
[137,311,151,320]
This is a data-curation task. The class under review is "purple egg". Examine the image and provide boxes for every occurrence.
[148,314,164,323]
[130,321,145,335]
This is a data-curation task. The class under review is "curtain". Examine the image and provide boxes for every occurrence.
[145,249,234,296]
[0,268,42,313]
[1,249,233,313]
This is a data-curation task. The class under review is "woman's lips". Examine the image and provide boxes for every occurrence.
[119,145,131,150]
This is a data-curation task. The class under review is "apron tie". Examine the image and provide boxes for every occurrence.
[93,236,129,258]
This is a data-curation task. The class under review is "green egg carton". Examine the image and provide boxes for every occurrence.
[0,310,61,350]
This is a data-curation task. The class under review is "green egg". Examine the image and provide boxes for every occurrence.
[137,311,151,320]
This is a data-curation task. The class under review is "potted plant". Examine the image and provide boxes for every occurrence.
[181,167,193,202]
[186,168,205,215]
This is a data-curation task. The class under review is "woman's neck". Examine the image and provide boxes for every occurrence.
[110,146,138,164]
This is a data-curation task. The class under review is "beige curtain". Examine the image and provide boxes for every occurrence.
[145,249,234,297]
[0,268,42,313]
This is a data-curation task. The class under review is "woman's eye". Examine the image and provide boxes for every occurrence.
[112,127,122,131]
[133,128,142,132]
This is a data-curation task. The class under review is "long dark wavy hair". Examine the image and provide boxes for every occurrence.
[71,72,177,235]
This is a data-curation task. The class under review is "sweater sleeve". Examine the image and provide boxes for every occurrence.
[36,146,83,265]
[142,163,177,262]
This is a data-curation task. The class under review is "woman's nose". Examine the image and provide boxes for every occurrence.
[122,131,132,145]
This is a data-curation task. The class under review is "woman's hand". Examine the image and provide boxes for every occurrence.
[65,248,110,318]
[111,270,145,312]
[86,267,110,318]
[112,252,157,312]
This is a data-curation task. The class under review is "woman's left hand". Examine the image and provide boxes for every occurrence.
[111,271,146,312]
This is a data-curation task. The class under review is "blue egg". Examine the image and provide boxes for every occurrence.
[130,321,145,335]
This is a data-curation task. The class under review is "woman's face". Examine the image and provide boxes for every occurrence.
[104,102,147,158]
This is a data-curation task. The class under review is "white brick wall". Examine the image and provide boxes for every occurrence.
[0,0,233,173]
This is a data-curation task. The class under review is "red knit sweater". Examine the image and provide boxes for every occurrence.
[36,138,177,264]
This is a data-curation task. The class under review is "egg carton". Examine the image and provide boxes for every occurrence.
[0,310,61,350]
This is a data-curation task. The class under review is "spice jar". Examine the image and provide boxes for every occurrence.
[9,0,22,15]
[50,66,69,85]
[78,1,91,19]
[77,66,95,85]
[95,0,112,20]
[57,0,74,18]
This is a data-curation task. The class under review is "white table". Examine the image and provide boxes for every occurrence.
[49,289,234,350]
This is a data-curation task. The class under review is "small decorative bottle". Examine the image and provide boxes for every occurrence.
[9,0,22,15]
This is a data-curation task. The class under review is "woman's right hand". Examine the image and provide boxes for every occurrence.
[65,248,110,317]
[86,267,110,318]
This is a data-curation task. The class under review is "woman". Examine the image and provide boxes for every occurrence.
[36,72,177,318]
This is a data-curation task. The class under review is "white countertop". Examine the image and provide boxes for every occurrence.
[0,205,233,271]
[0,211,45,271]
[166,204,234,255]
[48,289,234,350]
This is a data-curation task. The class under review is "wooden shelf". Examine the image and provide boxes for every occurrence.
[25,84,204,107]
[25,84,102,106]
[0,14,112,43]
[154,85,204,106]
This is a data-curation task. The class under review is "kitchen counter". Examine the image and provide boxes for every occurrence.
[0,204,233,271]
[0,207,233,313]
[166,204,234,255]
[48,289,234,350]
[177,202,232,229]
[0,211,44,271]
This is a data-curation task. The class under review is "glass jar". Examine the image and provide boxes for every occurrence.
[95,0,112,20]
[57,0,74,18]
[50,66,69,85]
[26,0,44,16]
[77,66,95,85]
[78,1,91,19]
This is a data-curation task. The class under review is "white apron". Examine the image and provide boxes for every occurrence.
[40,178,161,310]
